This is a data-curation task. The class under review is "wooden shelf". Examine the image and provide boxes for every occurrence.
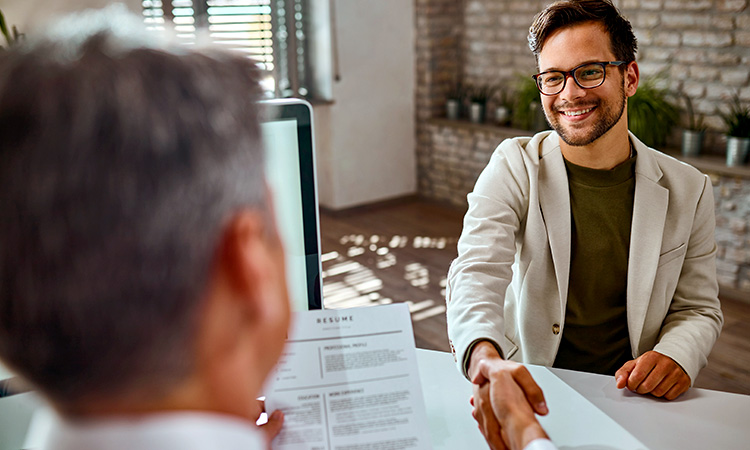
[425,117,750,179]
[425,118,533,136]
[665,151,750,179]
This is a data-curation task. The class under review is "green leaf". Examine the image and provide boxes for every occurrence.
[0,9,12,47]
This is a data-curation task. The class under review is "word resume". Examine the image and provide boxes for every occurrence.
[266,303,432,450]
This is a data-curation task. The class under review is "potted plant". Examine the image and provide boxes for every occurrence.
[468,84,495,124]
[680,93,706,158]
[494,88,513,127]
[445,82,465,120]
[512,75,548,132]
[627,76,679,148]
[719,92,750,167]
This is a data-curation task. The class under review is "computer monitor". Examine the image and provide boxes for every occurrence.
[260,98,323,311]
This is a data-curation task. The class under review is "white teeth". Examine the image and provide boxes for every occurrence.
[563,108,593,116]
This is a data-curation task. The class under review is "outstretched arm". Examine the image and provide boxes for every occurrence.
[469,343,552,450]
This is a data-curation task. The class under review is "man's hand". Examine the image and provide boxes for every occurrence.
[252,399,284,449]
[468,342,549,450]
[615,351,691,400]
[468,341,509,449]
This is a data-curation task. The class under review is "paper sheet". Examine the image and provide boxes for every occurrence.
[528,365,648,450]
[265,303,432,450]
[415,350,648,450]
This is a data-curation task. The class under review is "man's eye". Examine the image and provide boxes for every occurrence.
[543,73,564,85]
[578,68,603,80]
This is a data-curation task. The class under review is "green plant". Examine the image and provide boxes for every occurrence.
[0,9,22,48]
[719,92,750,138]
[468,84,496,105]
[681,93,706,132]
[446,82,465,101]
[512,75,542,130]
[495,87,514,110]
[627,77,679,147]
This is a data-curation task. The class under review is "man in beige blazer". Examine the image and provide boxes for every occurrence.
[446,1,723,449]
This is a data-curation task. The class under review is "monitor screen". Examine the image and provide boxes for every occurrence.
[260,99,322,311]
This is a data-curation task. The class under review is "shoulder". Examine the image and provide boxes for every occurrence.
[493,130,558,161]
[472,131,562,206]
[484,131,559,178]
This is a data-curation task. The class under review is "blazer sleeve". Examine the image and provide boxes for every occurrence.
[445,139,532,378]
[652,174,724,383]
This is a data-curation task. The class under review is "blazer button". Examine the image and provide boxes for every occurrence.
[552,323,560,335]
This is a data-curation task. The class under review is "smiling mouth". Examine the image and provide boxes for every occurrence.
[561,107,595,117]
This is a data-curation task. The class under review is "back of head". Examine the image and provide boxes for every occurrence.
[0,10,266,407]
[528,0,637,65]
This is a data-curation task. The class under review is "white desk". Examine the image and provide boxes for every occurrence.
[3,351,750,450]
[417,349,750,450]
[553,366,750,449]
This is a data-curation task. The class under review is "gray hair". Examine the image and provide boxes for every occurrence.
[0,25,266,405]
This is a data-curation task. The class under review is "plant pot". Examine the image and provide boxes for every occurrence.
[495,106,510,126]
[446,99,460,120]
[469,102,485,124]
[681,129,704,157]
[726,136,750,167]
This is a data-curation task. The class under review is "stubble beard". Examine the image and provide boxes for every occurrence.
[545,83,627,147]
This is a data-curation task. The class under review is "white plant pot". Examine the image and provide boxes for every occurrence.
[681,129,704,157]
[446,99,460,120]
[495,106,510,126]
[726,136,750,167]
[469,102,485,124]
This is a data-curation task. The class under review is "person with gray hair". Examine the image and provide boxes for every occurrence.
[0,18,290,450]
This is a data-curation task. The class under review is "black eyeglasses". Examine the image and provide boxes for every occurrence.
[532,61,627,96]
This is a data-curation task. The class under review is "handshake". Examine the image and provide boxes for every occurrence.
[468,341,691,450]
[469,357,551,450]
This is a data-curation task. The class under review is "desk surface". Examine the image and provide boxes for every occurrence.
[3,351,750,450]
[417,349,750,450]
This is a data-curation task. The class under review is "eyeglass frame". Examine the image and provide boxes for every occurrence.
[531,61,628,96]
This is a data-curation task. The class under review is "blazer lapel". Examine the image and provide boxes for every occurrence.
[627,134,669,355]
[537,133,572,309]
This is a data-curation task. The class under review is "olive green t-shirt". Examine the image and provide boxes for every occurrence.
[553,153,636,375]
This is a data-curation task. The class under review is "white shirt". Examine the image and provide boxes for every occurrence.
[42,412,266,450]
[526,438,558,450]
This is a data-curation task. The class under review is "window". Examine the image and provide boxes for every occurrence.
[143,0,317,98]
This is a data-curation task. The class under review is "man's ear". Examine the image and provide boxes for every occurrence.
[217,210,277,319]
[625,61,639,98]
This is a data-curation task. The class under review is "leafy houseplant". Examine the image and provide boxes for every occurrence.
[512,75,547,132]
[494,88,513,126]
[467,84,496,124]
[719,93,750,166]
[627,77,679,148]
[680,93,706,157]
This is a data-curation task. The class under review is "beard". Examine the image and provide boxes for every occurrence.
[544,83,627,147]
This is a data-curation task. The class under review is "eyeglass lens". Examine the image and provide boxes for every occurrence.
[537,63,606,94]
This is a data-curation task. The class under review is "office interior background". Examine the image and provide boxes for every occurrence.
[3,0,749,394]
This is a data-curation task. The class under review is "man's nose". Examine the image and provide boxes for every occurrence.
[559,74,586,101]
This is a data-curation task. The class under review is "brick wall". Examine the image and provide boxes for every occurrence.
[418,120,529,205]
[427,0,750,141]
[713,173,750,291]
[415,0,750,295]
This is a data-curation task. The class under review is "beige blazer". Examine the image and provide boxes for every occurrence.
[446,130,723,383]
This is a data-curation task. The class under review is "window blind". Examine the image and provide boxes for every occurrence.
[143,0,317,98]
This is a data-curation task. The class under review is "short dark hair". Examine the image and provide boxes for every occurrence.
[528,0,637,66]
[0,32,266,405]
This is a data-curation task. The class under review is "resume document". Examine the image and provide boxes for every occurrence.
[266,303,432,450]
